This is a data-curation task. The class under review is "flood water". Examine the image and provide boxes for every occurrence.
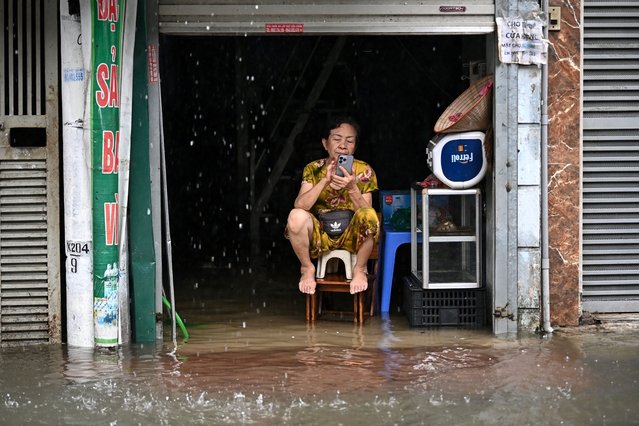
[2,268,639,425]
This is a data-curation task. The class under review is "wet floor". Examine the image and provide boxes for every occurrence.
[2,267,639,425]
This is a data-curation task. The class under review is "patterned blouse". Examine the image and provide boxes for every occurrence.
[302,158,378,216]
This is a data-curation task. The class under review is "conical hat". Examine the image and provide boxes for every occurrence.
[434,75,494,133]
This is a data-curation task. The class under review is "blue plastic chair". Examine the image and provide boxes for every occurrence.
[379,226,421,314]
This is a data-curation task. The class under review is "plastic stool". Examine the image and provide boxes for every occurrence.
[316,249,357,280]
[379,229,420,313]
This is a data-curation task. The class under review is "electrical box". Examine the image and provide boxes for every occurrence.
[549,7,561,31]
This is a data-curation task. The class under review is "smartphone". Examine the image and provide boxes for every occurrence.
[336,154,354,177]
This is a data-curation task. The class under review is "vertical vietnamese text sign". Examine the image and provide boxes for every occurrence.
[91,0,125,347]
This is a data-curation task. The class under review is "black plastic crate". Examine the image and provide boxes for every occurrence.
[402,275,486,327]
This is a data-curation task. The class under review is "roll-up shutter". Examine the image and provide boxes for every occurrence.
[582,0,639,312]
[0,0,61,345]
[158,0,495,35]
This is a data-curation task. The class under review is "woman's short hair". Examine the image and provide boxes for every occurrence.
[325,116,360,140]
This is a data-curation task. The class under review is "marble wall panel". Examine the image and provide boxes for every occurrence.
[547,0,582,326]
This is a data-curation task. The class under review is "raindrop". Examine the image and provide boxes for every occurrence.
[206,25,210,31]
[194,282,199,289]
[255,4,259,9]
[242,321,246,328]
[189,140,194,146]
[146,208,151,215]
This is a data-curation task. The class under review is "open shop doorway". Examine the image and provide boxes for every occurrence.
[158,34,490,313]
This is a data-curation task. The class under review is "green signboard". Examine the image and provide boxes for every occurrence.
[91,0,125,347]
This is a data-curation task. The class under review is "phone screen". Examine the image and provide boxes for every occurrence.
[336,154,354,177]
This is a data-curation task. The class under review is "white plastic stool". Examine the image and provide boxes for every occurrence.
[316,249,357,280]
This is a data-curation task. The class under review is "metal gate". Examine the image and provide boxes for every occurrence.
[0,0,61,345]
[582,0,639,312]
[157,0,495,35]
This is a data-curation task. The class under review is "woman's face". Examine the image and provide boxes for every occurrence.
[321,123,357,161]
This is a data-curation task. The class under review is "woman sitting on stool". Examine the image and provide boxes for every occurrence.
[285,117,380,295]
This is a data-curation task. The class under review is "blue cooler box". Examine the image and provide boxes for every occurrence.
[427,131,487,189]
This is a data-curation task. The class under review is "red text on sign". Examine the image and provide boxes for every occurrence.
[104,193,119,246]
[97,0,119,22]
[102,130,119,174]
[96,63,119,108]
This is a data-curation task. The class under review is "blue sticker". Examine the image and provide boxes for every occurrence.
[64,68,84,82]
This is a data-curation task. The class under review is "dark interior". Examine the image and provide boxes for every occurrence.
[159,34,487,283]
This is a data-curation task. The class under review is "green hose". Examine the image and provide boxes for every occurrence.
[162,296,189,343]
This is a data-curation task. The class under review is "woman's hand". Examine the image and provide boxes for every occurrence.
[326,159,340,190]
[330,163,356,191]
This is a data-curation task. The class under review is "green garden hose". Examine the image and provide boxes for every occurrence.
[162,296,189,343]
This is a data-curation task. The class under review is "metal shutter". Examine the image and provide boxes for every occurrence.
[157,0,495,35]
[0,0,60,345]
[582,0,639,312]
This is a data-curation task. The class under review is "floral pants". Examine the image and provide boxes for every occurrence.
[307,207,380,259]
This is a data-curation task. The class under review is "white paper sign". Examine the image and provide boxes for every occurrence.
[496,17,547,65]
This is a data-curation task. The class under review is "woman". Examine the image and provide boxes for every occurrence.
[286,117,380,295]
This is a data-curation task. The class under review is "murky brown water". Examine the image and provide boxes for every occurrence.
[2,268,639,425]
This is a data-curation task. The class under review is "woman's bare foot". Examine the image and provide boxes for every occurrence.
[299,265,317,294]
[350,267,368,294]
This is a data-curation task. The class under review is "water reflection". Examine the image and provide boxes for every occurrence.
[1,271,639,424]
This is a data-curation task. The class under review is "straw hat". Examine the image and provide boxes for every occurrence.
[434,75,494,133]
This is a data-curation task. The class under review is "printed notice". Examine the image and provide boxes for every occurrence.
[496,17,547,65]
[265,23,304,33]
